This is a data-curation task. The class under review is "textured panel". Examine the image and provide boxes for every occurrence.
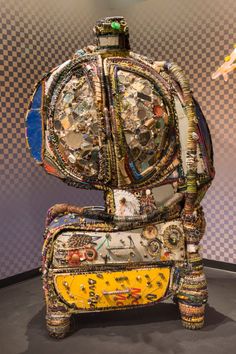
[52,220,185,268]
[0,0,235,280]
[54,267,170,310]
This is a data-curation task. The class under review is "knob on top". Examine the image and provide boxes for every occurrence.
[93,16,130,50]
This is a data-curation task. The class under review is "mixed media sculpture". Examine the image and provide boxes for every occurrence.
[25,17,215,338]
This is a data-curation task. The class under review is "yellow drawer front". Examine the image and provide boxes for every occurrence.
[54,267,170,310]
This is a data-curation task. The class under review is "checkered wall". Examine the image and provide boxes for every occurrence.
[0,0,235,280]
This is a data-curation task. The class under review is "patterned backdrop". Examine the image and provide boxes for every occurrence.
[0,0,235,279]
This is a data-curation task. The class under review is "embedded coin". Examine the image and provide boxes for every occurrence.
[142,225,158,240]
[147,239,161,257]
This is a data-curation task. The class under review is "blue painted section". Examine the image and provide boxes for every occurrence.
[49,214,103,230]
[26,84,43,162]
[26,109,42,162]
[129,161,142,180]
[30,84,42,109]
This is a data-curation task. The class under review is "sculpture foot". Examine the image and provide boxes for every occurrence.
[46,311,71,338]
[178,302,205,330]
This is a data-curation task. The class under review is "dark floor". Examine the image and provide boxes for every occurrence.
[0,268,236,354]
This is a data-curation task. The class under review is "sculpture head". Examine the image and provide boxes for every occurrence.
[25,17,214,216]
[93,16,130,50]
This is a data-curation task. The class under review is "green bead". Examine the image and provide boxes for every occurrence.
[111,21,121,30]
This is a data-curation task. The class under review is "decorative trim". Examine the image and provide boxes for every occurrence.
[0,260,236,289]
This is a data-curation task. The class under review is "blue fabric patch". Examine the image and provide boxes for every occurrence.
[30,84,42,109]
[26,109,42,162]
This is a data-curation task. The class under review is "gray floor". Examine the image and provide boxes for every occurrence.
[0,268,236,354]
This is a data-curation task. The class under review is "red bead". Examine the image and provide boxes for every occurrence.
[153,105,163,117]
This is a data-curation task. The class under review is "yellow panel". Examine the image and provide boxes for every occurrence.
[54,267,170,310]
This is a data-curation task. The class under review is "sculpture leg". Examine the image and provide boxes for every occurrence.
[176,206,208,329]
[46,306,71,338]
[42,227,73,338]
[178,302,205,330]
[177,254,208,330]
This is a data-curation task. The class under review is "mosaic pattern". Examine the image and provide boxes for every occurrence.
[26,16,214,337]
[117,70,168,173]
[52,219,186,268]
[54,75,100,176]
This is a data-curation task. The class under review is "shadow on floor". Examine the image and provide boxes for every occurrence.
[20,302,235,354]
